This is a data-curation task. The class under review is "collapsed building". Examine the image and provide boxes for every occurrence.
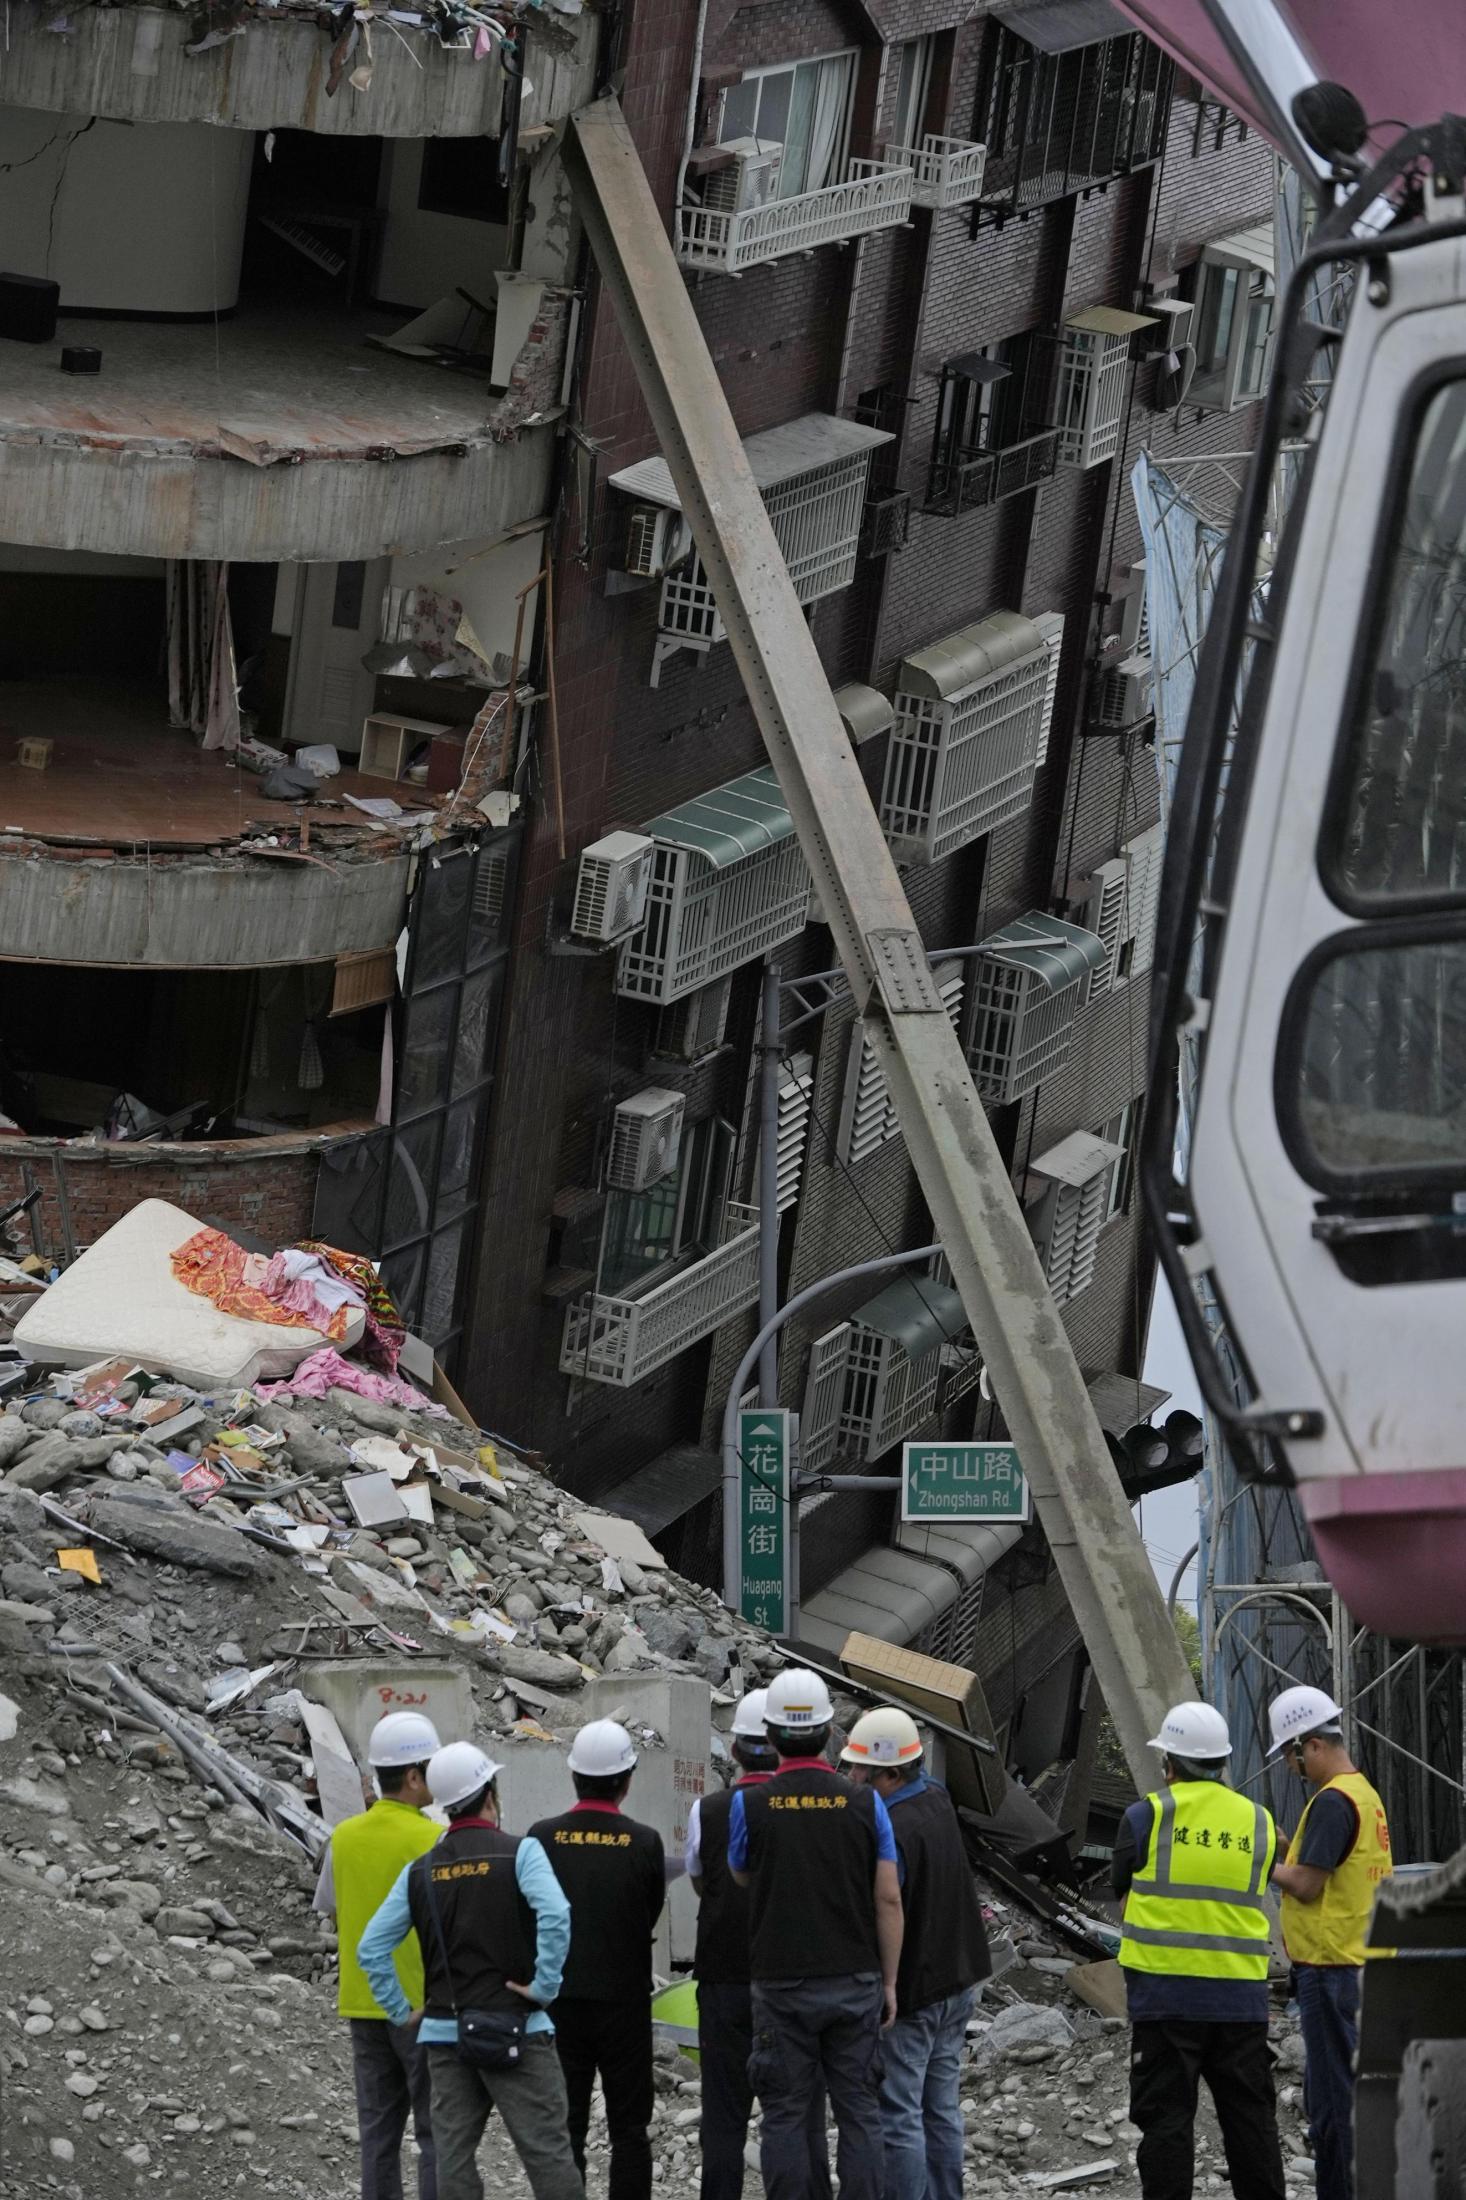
[1,0,1277,1830]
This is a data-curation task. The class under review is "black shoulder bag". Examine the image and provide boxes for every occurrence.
[419,1857,527,2072]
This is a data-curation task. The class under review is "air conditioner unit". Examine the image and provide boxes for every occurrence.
[571,832,656,944]
[606,1088,686,1191]
[624,504,690,581]
[1147,297,1195,354]
[1094,651,1154,729]
[704,138,783,215]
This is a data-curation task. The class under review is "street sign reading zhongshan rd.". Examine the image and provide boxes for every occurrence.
[901,1442,1030,1524]
[738,1407,791,1632]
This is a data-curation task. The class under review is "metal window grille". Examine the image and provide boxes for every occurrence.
[616,839,811,1007]
[972,28,1173,225]
[968,959,1086,1106]
[1083,859,1129,999]
[838,1323,944,1462]
[1055,326,1135,469]
[1033,610,1064,768]
[799,1322,853,1477]
[752,1053,814,1215]
[880,627,1062,864]
[1038,1171,1110,1307]
[917,1575,985,1666]
[1123,825,1164,979]
[837,966,965,1163]
[656,450,877,672]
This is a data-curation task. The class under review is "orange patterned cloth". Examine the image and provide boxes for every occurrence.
[169,1228,351,1342]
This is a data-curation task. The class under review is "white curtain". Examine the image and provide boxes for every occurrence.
[807,54,851,192]
[166,560,241,753]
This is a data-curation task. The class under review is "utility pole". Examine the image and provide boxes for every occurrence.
[563,97,1194,1784]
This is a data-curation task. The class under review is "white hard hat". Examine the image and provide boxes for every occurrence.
[841,1706,923,1768]
[764,1669,834,1731]
[1268,1685,1345,1757]
[368,1711,443,1768]
[731,1689,771,1740]
[427,1741,503,1811]
[567,1718,638,1778]
[1145,1700,1232,1762]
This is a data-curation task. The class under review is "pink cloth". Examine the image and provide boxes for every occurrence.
[255,1348,449,1416]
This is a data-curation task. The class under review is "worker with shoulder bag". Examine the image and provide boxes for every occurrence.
[358,1741,583,2200]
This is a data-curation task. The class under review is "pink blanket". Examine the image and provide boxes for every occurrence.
[256,1348,450,1417]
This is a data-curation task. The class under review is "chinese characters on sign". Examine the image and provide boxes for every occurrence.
[900,1442,1030,1524]
[737,1408,791,1632]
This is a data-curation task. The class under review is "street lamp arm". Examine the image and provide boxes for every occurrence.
[721,1242,941,1612]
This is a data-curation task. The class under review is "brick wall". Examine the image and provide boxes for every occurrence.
[0,1135,339,1260]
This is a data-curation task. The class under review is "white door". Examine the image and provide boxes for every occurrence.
[283,558,389,756]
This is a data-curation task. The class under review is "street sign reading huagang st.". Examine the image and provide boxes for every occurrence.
[737,1406,791,1631]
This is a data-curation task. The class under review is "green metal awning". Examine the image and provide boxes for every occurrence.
[1066,306,1158,338]
[641,766,794,868]
[849,1277,966,1363]
[977,910,1107,992]
[898,609,1048,703]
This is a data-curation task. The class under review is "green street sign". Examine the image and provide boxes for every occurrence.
[737,1407,791,1632]
[901,1442,1030,1524]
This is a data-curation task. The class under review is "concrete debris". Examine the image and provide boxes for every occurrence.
[0,1308,1318,2200]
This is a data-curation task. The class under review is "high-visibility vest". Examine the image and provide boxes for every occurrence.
[1119,1780,1277,1981]
[1281,1771,1392,1968]
[332,1799,440,2021]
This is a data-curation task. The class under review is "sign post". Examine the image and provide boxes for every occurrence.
[901,1442,1030,1525]
[737,1407,791,1631]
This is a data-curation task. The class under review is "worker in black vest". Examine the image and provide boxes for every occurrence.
[841,1707,990,2200]
[729,1668,903,2200]
[356,1741,583,2200]
[687,1689,831,2200]
[529,1720,665,2200]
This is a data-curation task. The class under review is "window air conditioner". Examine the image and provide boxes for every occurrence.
[606,1088,686,1191]
[1147,298,1196,409]
[571,831,656,944]
[624,504,690,581]
[704,138,784,215]
[656,975,733,1062]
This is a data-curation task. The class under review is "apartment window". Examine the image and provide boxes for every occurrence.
[1189,230,1276,411]
[600,1117,735,1296]
[892,36,934,148]
[973,21,1172,224]
[967,911,1108,1106]
[1027,1128,1126,1306]
[718,51,856,199]
[838,966,966,1161]
[1081,825,1164,998]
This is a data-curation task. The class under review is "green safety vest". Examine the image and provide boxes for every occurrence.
[1119,1780,1277,1982]
[332,1798,440,2021]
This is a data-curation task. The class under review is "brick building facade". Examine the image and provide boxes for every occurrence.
[461,0,1275,1770]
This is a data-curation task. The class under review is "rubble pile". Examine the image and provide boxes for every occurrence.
[0,1226,1316,2200]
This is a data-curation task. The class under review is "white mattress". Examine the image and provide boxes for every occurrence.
[14,1198,365,1392]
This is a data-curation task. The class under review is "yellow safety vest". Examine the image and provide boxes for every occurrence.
[1281,1771,1392,1968]
[332,1799,440,2021]
[1119,1781,1277,1981]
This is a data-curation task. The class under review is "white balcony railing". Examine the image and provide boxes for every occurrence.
[678,162,913,275]
[560,1203,761,1387]
[885,134,988,211]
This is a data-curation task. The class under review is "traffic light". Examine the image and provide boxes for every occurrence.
[1105,1409,1204,1497]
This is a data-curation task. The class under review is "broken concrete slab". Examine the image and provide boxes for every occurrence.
[1065,1960,1128,2022]
[0,1419,38,1470]
[84,1496,264,1579]
[7,1434,134,1494]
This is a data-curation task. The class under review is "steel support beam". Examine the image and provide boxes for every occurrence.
[563,95,1193,1783]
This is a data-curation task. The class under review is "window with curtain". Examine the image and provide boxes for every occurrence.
[598,1116,736,1296]
[891,36,933,149]
[719,52,856,199]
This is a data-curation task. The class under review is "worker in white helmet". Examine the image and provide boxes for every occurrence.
[686,1689,830,2200]
[357,1741,582,2200]
[841,1705,989,2200]
[1113,1701,1286,2200]
[727,1668,904,2200]
[311,1710,445,2200]
[528,1720,666,2200]
[1266,1685,1392,2200]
